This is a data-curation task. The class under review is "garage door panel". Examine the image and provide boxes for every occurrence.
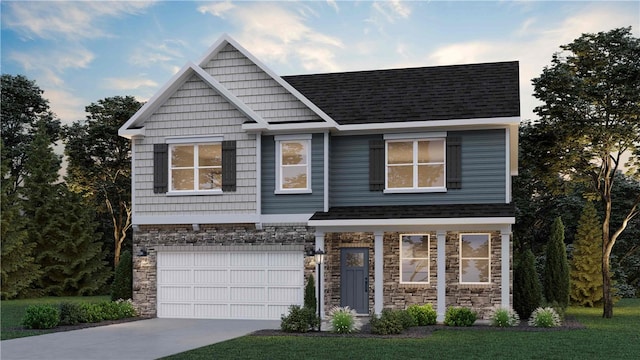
[268,270,302,285]
[159,269,192,283]
[268,252,301,266]
[231,304,265,319]
[230,252,265,266]
[158,252,192,267]
[268,305,291,319]
[195,252,228,266]
[194,269,228,284]
[194,286,228,301]
[230,287,265,301]
[268,287,301,302]
[158,286,192,301]
[159,303,192,318]
[230,269,265,284]
[194,304,229,318]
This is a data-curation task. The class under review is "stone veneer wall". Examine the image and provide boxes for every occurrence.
[132,223,316,317]
[323,230,509,320]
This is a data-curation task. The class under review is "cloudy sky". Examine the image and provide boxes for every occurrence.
[2,1,638,126]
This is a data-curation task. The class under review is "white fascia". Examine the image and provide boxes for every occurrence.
[308,217,516,228]
[198,34,340,129]
[336,117,520,132]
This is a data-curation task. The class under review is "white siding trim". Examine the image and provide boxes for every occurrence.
[374,231,384,315]
[436,230,446,323]
[256,133,262,218]
[308,217,516,228]
[501,226,511,309]
[383,132,447,140]
[274,134,312,141]
[323,132,329,212]
[505,127,511,203]
[131,140,136,219]
[134,214,260,225]
[165,135,224,144]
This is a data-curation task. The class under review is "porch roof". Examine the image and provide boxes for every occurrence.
[309,203,515,221]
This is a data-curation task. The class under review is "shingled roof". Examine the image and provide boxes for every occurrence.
[309,203,516,221]
[282,61,520,125]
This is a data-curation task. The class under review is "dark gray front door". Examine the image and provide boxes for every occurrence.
[340,248,369,314]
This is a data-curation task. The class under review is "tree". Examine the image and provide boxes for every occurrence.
[0,74,60,195]
[531,27,640,318]
[111,250,133,301]
[64,96,143,267]
[544,217,570,309]
[513,248,542,319]
[304,274,317,312]
[570,201,603,306]
[22,124,108,295]
[0,141,40,299]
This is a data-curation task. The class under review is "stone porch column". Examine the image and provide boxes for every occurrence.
[374,231,384,315]
[436,230,446,323]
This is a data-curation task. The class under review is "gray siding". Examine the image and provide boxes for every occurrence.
[329,130,506,207]
[261,134,325,214]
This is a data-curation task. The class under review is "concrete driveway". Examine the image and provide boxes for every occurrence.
[0,318,280,360]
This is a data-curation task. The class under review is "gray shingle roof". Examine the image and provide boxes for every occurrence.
[283,61,520,125]
[309,203,515,221]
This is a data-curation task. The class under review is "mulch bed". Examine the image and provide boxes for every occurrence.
[7,317,150,336]
[251,317,586,339]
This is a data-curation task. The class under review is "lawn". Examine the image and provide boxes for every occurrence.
[1,296,109,340]
[162,299,640,360]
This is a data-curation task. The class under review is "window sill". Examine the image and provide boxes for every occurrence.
[166,190,224,196]
[274,189,312,195]
[384,188,447,194]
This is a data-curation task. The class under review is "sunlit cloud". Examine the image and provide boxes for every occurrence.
[327,0,339,13]
[3,1,154,40]
[197,1,235,18]
[43,88,88,124]
[104,77,159,91]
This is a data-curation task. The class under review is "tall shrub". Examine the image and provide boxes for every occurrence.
[570,201,603,306]
[111,250,133,301]
[514,249,542,319]
[304,274,316,312]
[544,217,570,309]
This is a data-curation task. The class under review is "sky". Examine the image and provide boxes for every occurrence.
[1,0,639,127]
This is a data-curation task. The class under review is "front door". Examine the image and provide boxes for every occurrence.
[340,248,369,314]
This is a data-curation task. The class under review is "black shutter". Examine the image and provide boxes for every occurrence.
[222,140,236,192]
[446,136,462,189]
[153,144,169,194]
[369,139,385,191]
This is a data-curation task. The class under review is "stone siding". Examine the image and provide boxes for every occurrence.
[132,224,316,317]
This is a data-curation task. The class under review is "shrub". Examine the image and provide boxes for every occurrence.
[514,248,542,319]
[570,201,604,307]
[444,307,477,327]
[488,306,520,327]
[328,306,362,334]
[396,309,417,329]
[114,299,137,318]
[369,309,403,335]
[544,217,570,309]
[80,303,105,323]
[528,307,562,327]
[407,303,437,326]
[59,302,86,325]
[303,274,316,312]
[22,304,60,329]
[281,305,318,333]
[111,250,133,301]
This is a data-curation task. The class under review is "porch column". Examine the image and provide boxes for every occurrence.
[501,225,512,308]
[315,232,325,319]
[374,231,384,315]
[436,230,447,323]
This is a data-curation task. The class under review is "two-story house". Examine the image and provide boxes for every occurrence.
[119,35,519,322]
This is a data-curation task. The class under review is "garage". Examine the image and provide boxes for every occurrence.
[157,249,304,319]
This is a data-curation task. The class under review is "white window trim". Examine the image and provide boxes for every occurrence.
[168,142,223,195]
[399,234,430,284]
[459,233,491,285]
[274,135,312,194]
[384,138,446,193]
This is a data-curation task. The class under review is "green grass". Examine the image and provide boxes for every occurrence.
[1,296,108,340]
[162,299,640,360]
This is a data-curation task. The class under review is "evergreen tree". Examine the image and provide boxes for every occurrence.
[514,248,542,319]
[22,124,109,295]
[111,250,133,301]
[570,201,603,307]
[544,217,570,309]
[304,274,317,312]
[1,141,40,299]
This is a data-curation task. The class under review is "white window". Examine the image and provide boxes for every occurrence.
[460,233,491,284]
[400,234,430,284]
[169,143,222,192]
[275,135,311,193]
[386,138,445,192]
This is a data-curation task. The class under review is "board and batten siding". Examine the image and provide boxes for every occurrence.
[329,129,507,207]
[202,44,322,124]
[261,134,325,214]
[133,74,257,219]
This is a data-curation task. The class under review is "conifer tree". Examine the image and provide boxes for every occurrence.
[1,141,41,299]
[514,248,542,319]
[570,201,603,307]
[544,217,570,309]
[304,274,317,312]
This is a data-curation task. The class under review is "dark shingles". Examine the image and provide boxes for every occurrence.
[283,62,520,125]
[309,203,515,221]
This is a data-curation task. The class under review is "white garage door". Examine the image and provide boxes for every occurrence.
[157,250,303,319]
